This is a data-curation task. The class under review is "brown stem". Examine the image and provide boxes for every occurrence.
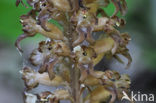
[71,64,81,103]
[68,31,81,103]
[70,0,79,12]
[68,9,82,102]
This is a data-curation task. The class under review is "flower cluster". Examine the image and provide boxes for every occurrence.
[15,0,132,103]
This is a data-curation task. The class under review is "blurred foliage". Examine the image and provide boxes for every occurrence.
[0,0,29,43]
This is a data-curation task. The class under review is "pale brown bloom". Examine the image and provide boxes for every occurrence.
[15,0,132,103]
